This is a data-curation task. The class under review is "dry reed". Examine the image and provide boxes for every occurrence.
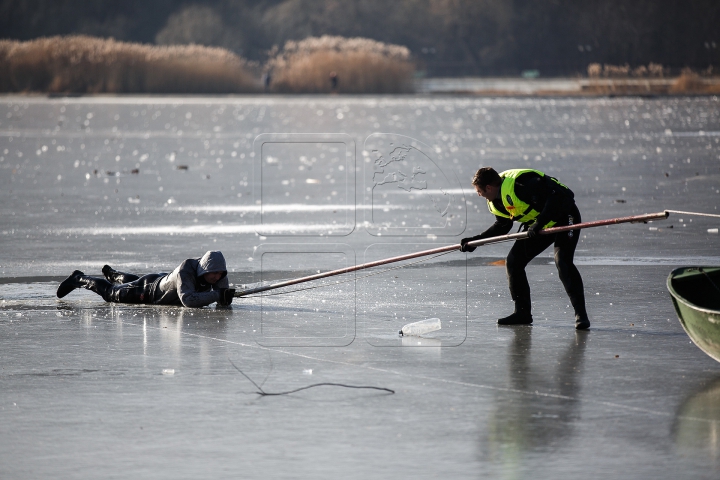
[669,70,720,94]
[588,63,665,78]
[585,63,720,95]
[0,35,258,94]
[267,35,415,94]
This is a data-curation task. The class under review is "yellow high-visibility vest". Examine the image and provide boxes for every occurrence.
[487,169,568,227]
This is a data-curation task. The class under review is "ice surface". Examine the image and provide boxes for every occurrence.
[1,95,720,478]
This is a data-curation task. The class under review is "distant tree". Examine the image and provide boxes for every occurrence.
[1,0,719,76]
[0,0,177,42]
[429,0,515,74]
[155,4,243,54]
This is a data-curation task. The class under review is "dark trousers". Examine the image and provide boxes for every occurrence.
[506,204,587,317]
[106,273,164,304]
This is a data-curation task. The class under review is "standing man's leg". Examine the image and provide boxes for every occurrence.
[553,205,590,329]
[501,234,554,325]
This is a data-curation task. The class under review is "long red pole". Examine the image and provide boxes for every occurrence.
[235,211,669,297]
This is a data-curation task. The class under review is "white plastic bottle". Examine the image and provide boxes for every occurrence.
[399,318,442,336]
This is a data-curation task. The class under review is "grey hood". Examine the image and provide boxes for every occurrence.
[152,251,230,308]
[197,251,227,280]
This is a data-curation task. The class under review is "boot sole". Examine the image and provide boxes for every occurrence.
[497,316,533,325]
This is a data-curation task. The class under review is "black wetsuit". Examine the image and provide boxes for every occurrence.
[104,272,166,304]
[469,172,586,316]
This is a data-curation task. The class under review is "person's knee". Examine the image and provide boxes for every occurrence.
[506,251,528,275]
[554,251,577,280]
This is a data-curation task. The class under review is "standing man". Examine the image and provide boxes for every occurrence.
[329,71,338,93]
[56,250,235,308]
[461,168,590,330]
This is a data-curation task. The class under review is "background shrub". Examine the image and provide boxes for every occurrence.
[0,35,258,94]
[267,35,415,94]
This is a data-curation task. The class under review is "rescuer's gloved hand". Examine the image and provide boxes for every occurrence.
[217,288,235,306]
[460,236,481,253]
[527,222,543,238]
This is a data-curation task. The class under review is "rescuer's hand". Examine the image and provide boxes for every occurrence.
[460,236,480,253]
[218,288,236,306]
[527,222,542,238]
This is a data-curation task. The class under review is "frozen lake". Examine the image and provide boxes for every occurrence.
[1,94,720,478]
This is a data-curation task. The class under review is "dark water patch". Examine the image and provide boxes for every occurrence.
[0,276,67,284]
[7,368,103,377]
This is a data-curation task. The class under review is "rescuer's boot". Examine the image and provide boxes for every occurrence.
[498,309,533,326]
[575,313,591,330]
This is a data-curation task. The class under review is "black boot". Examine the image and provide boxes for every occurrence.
[57,270,85,298]
[102,265,140,284]
[102,265,115,282]
[563,271,589,330]
[569,295,590,329]
[57,271,113,301]
[498,310,533,326]
[81,276,113,301]
[575,313,591,330]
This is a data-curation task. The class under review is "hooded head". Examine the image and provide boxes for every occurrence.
[197,251,227,284]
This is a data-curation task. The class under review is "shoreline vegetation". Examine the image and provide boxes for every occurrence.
[0,35,416,95]
[0,36,257,94]
[0,35,718,96]
[266,36,414,94]
[582,63,720,96]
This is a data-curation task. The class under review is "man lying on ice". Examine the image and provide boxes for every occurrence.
[56,250,235,308]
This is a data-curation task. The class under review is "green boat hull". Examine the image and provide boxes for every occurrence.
[667,267,720,363]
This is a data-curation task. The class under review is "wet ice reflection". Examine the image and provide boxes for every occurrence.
[55,297,234,371]
[481,328,587,461]
[673,377,720,463]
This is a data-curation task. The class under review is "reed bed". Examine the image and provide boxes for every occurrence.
[0,35,258,94]
[669,71,720,94]
[267,35,415,94]
[588,63,666,78]
[585,63,720,95]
